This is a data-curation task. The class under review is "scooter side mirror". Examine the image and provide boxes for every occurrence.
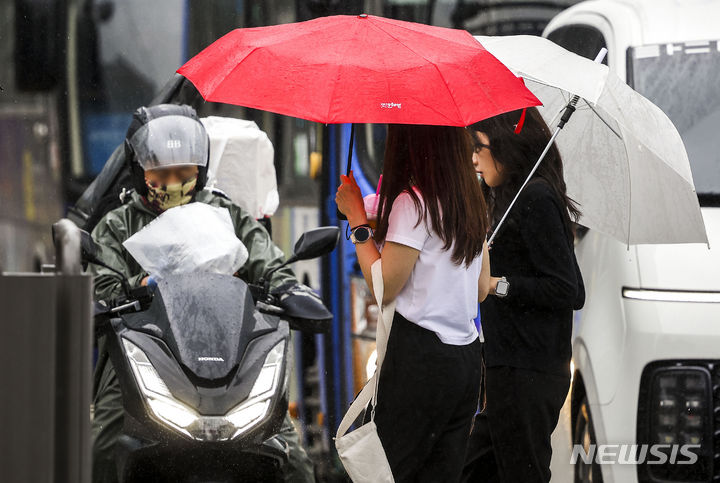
[291,226,341,262]
[259,226,341,297]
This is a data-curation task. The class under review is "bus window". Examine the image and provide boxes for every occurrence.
[77,0,187,176]
[355,123,387,189]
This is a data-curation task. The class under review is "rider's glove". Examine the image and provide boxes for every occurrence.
[272,283,332,333]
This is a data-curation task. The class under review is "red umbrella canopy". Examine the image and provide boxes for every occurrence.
[178,14,540,126]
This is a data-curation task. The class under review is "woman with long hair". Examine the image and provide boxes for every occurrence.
[462,107,585,483]
[336,124,490,482]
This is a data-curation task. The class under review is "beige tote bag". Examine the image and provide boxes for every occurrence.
[335,259,395,482]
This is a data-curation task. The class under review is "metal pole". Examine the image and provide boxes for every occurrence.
[52,218,93,483]
[52,218,83,275]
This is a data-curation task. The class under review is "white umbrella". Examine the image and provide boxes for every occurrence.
[475,34,708,246]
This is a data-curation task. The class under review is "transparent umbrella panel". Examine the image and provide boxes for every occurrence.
[523,73,706,245]
[477,34,708,245]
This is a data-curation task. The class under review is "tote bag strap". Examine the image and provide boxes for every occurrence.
[336,259,396,439]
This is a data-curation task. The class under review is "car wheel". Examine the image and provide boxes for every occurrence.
[574,396,604,483]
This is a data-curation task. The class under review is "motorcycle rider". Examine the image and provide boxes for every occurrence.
[90,104,318,482]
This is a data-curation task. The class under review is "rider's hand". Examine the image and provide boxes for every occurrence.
[336,171,367,227]
[275,283,332,333]
[140,276,149,286]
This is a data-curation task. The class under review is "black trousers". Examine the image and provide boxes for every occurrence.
[462,365,570,483]
[373,312,482,483]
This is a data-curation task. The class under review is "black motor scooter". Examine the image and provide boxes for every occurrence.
[86,226,339,482]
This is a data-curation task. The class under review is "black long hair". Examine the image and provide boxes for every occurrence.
[375,124,489,267]
[470,107,581,241]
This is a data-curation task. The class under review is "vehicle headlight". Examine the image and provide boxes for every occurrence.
[226,401,271,435]
[123,338,198,437]
[122,338,285,441]
[622,288,720,303]
[248,341,285,399]
[147,398,198,428]
[637,364,714,482]
[225,341,286,438]
[124,338,172,397]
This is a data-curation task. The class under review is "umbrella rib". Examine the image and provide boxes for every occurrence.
[324,21,363,122]
[431,63,471,124]
[205,46,261,99]
[366,20,465,124]
[585,102,622,139]
[371,16,478,50]
[620,125,633,247]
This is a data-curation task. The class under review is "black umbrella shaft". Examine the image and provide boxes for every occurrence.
[558,94,580,129]
[346,123,355,176]
[337,124,355,221]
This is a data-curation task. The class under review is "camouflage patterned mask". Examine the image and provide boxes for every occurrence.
[145,176,198,212]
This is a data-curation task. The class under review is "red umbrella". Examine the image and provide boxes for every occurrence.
[178,14,540,126]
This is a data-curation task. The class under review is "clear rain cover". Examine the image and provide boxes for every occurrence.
[123,203,248,279]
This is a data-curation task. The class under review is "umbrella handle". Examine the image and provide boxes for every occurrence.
[557,95,579,129]
[337,124,355,222]
[557,48,607,129]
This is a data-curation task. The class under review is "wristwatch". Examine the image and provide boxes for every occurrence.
[350,225,373,244]
[495,276,510,298]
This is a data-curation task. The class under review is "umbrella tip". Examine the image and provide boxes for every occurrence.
[358,13,368,18]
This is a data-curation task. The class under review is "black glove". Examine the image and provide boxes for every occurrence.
[273,283,332,333]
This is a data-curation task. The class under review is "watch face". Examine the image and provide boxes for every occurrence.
[354,227,371,242]
[496,280,509,296]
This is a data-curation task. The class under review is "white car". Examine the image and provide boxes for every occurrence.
[544,1,720,482]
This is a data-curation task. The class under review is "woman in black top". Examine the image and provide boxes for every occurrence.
[462,107,585,483]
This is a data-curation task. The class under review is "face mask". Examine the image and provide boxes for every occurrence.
[145,176,198,212]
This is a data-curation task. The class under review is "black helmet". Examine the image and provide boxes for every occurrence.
[125,104,209,196]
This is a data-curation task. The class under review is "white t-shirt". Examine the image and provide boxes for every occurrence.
[385,191,482,345]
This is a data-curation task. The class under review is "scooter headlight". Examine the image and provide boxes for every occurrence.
[147,398,198,429]
[122,338,286,441]
[123,338,198,437]
[248,341,285,399]
[225,341,286,439]
[226,400,271,433]
[123,338,172,397]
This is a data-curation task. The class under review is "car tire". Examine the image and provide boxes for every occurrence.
[574,396,604,483]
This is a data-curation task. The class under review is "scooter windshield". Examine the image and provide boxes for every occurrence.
[133,272,277,380]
